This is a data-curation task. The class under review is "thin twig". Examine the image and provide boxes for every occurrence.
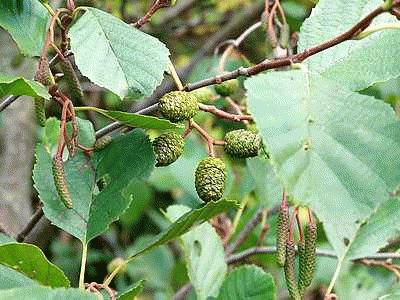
[15,208,44,242]
[198,103,253,122]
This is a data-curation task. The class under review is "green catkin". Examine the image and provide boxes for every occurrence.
[52,156,73,209]
[34,97,46,127]
[279,23,291,49]
[152,132,184,167]
[284,240,302,300]
[94,135,113,151]
[276,206,290,267]
[297,239,306,297]
[60,58,83,102]
[224,129,262,158]
[159,91,198,122]
[298,223,317,291]
[195,157,226,202]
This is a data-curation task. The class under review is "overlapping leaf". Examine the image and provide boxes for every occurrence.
[0,0,49,56]
[0,73,49,99]
[246,69,400,256]
[70,7,170,99]
[0,287,97,300]
[299,0,400,91]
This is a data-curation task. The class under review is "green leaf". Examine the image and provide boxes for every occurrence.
[0,73,49,99]
[70,7,170,100]
[0,243,70,287]
[76,107,182,130]
[66,118,96,148]
[299,0,400,91]
[33,130,155,243]
[128,199,239,259]
[167,205,227,300]
[217,265,276,300]
[0,234,14,245]
[347,197,400,260]
[0,287,97,300]
[118,280,145,300]
[0,0,49,56]
[245,69,400,256]
[0,265,38,290]
[380,284,400,300]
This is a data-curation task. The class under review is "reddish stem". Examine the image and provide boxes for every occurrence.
[191,121,215,157]
[198,103,253,122]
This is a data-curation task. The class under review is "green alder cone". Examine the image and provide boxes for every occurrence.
[153,132,184,167]
[107,257,128,275]
[159,91,198,122]
[52,157,73,209]
[214,79,240,97]
[224,129,262,158]
[298,223,317,290]
[190,87,215,104]
[284,240,302,300]
[60,58,83,102]
[195,157,226,202]
[276,206,290,267]
[34,97,46,127]
[94,135,113,151]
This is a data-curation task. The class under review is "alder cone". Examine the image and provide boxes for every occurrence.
[60,58,83,101]
[153,132,184,167]
[52,157,73,209]
[195,157,226,202]
[299,223,317,290]
[159,91,198,122]
[224,129,261,158]
[214,79,240,97]
[276,205,290,267]
[94,135,112,151]
[284,240,302,300]
[190,87,215,104]
[34,97,46,127]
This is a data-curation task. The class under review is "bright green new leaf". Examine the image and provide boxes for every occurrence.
[0,0,49,56]
[245,69,400,257]
[33,130,155,244]
[0,243,70,288]
[0,73,49,99]
[0,287,97,300]
[299,0,400,91]
[217,265,276,300]
[76,107,182,130]
[128,199,239,259]
[167,205,227,300]
[70,7,170,99]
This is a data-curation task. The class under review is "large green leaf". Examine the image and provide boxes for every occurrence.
[70,7,170,100]
[0,73,49,99]
[0,287,97,300]
[0,0,49,56]
[128,199,238,259]
[167,205,227,300]
[217,265,276,300]
[0,243,69,288]
[76,107,182,130]
[33,130,155,243]
[245,69,400,256]
[0,265,37,290]
[299,0,400,91]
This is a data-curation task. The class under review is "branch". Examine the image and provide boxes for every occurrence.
[198,103,253,122]
[184,0,400,92]
[15,207,44,242]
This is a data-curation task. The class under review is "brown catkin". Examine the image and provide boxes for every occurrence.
[284,240,302,300]
[52,156,73,209]
[60,58,83,102]
[276,206,290,267]
[298,223,317,290]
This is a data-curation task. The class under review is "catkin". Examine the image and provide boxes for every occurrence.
[60,58,83,102]
[284,240,302,300]
[298,223,317,290]
[276,206,290,267]
[52,156,73,209]
[34,97,46,127]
